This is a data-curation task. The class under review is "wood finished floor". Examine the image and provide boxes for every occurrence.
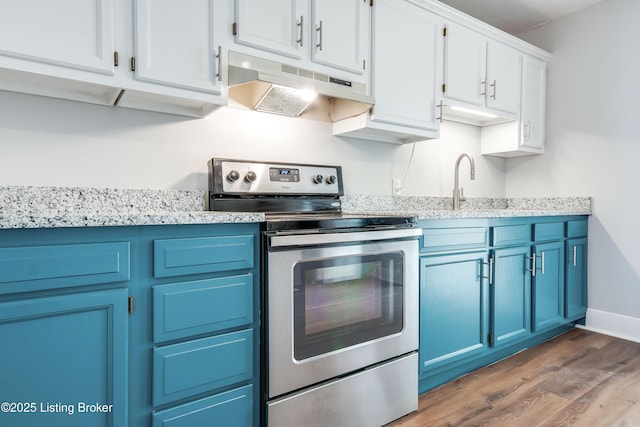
[387,329,640,427]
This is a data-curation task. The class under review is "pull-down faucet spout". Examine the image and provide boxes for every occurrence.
[453,153,476,210]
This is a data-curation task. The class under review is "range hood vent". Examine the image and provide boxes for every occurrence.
[227,51,373,122]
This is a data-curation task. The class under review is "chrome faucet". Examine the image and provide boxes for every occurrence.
[452,153,476,210]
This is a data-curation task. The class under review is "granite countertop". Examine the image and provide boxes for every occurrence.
[0,186,591,229]
[0,186,264,229]
[341,195,593,220]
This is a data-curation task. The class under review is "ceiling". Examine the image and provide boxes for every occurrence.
[437,0,606,34]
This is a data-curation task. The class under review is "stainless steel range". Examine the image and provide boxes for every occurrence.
[208,158,420,427]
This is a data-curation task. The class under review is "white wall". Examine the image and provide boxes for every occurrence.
[0,90,504,197]
[513,0,640,340]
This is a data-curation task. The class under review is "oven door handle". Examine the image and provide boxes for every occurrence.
[269,227,423,247]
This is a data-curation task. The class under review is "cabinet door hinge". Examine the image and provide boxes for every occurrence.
[232,22,237,36]
[363,59,366,70]
[370,0,374,6]
[114,51,119,67]
[130,57,136,72]
[488,333,494,345]
[443,27,447,37]
[128,296,134,314]
[442,83,446,93]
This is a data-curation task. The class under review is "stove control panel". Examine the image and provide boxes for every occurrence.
[209,159,343,196]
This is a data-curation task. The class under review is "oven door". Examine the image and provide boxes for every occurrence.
[266,229,420,399]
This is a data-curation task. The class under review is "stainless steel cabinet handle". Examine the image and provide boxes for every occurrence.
[482,256,494,285]
[541,251,545,275]
[316,20,323,51]
[489,255,493,285]
[297,15,304,47]
[437,100,444,123]
[573,245,577,267]
[215,45,222,81]
[490,80,497,99]
[528,253,536,277]
[523,121,530,139]
[481,80,486,96]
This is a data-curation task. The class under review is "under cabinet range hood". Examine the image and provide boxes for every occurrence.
[227,51,373,122]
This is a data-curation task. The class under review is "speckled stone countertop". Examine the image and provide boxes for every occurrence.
[0,186,264,229]
[0,186,591,229]
[341,195,592,219]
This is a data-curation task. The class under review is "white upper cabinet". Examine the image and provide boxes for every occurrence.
[443,22,521,122]
[0,0,121,105]
[485,41,521,115]
[443,23,486,108]
[234,0,306,60]
[0,0,116,76]
[0,0,230,116]
[310,0,369,75]
[480,56,546,156]
[131,0,224,95]
[116,0,228,117]
[371,0,441,131]
[232,0,370,82]
[520,55,546,150]
[333,0,441,143]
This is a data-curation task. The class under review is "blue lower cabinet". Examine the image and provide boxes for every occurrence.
[566,237,588,320]
[152,385,253,427]
[419,251,489,373]
[0,288,128,427]
[532,241,565,332]
[137,224,260,427]
[419,216,588,393]
[491,246,532,347]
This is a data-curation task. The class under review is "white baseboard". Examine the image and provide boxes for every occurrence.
[578,308,640,343]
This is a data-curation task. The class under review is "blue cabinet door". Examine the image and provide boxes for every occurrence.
[491,246,531,347]
[419,251,488,373]
[532,241,565,331]
[0,288,128,427]
[566,237,588,320]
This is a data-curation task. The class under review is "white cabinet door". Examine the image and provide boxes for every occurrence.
[371,0,441,131]
[311,0,370,75]
[520,55,546,150]
[234,0,306,60]
[0,0,115,75]
[486,41,521,115]
[134,0,223,94]
[443,22,486,107]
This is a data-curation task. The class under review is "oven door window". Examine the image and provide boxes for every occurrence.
[293,252,404,361]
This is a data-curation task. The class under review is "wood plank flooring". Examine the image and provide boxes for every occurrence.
[387,329,640,427]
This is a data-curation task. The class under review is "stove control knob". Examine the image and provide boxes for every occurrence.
[244,171,257,183]
[226,170,240,182]
[313,174,324,184]
[325,175,337,185]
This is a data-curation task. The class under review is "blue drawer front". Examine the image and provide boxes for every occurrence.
[421,227,488,252]
[152,385,253,427]
[533,222,564,242]
[492,225,531,246]
[153,329,253,406]
[153,235,254,278]
[0,242,130,294]
[567,219,588,238]
[153,274,253,342]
